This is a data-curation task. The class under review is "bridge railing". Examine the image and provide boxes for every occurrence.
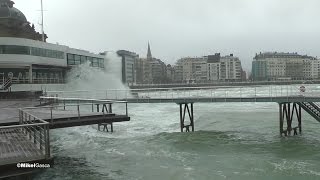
[18,109,51,158]
[45,85,320,100]
[22,97,129,123]
[0,110,50,165]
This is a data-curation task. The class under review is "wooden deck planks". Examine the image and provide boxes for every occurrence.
[0,128,44,165]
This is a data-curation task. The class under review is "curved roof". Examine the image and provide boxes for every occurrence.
[0,5,27,22]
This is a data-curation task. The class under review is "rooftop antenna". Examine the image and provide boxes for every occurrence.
[41,0,44,42]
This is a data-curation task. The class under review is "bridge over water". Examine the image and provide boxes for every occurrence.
[46,85,320,135]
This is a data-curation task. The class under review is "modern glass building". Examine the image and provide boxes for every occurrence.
[0,0,105,85]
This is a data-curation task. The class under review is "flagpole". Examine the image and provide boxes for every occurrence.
[41,0,44,42]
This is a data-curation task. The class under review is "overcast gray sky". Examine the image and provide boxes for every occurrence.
[14,0,320,71]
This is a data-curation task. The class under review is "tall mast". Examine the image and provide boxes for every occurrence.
[41,0,44,42]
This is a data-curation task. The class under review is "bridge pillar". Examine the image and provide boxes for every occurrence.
[279,102,302,136]
[178,103,194,132]
[97,103,114,132]
[98,123,113,132]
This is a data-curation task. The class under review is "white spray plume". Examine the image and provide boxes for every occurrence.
[65,52,128,91]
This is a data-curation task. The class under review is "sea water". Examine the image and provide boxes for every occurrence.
[35,86,320,180]
[34,57,320,180]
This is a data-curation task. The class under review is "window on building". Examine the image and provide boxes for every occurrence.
[81,56,87,64]
[99,59,105,68]
[87,57,93,66]
[75,55,81,65]
[67,54,75,65]
[92,58,99,67]
[0,45,30,55]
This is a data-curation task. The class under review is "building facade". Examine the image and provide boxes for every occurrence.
[116,50,139,84]
[176,57,207,83]
[0,0,105,85]
[134,43,168,84]
[252,52,318,81]
[207,53,243,82]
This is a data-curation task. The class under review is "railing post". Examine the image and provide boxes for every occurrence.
[50,107,53,124]
[126,102,128,116]
[46,124,50,158]
[40,127,42,150]
[255,87,257,97]
[34,126,36,144]
[109,103,113,113]
[77,105,80,119]
[92,100,94,112]
[19,109,22,124]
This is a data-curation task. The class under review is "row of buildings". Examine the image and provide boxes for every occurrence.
[118,48,320,85]
[251,52,320,81]
[117,46,246,85]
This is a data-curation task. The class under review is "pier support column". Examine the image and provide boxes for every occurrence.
[178,103,194,132]
[279,102,302,136]
[98,123,113,132]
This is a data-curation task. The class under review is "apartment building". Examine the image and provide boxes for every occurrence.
[176,57,207,83]
[116,50,139,84]
[252,52,318,81]
[207,53,243,82]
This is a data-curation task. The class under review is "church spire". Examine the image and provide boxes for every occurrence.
[147,42,152,60]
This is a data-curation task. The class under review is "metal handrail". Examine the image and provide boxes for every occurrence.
[21,96,130,121]
[0,108,51,161]
[0,122,48,129]
[43,85,320,104]
[39,96,128,103]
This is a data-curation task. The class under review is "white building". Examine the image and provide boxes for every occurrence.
[0,0,105,87]
[207,53,243,82]
[0,37,105,84]
[176,57,207,83]
[252,52,317,81]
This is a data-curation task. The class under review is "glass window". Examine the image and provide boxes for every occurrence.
[81,56,87,64]
[75,59,81,65]
[75,55,81,61]
[2,45,30,55]
[74,55,81,65]
[58,52,65,59]
[67,54,74,60]
[92,58,99,67]
[67,59,75,65]
[87,57,93,66]
[99,59,105,68]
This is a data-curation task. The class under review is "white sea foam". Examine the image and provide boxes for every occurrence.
[65,52,127,92]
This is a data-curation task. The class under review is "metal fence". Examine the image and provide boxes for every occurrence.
[45,85,320,101]
[0,109,50,165]
[24,97,129,122]
[18,109,50,158]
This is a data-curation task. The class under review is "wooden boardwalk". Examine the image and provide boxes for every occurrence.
[23,109,130,129]
[0,128,44,166]
[0,99,130,178]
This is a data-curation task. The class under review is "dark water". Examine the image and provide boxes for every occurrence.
[35,102,320,180]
